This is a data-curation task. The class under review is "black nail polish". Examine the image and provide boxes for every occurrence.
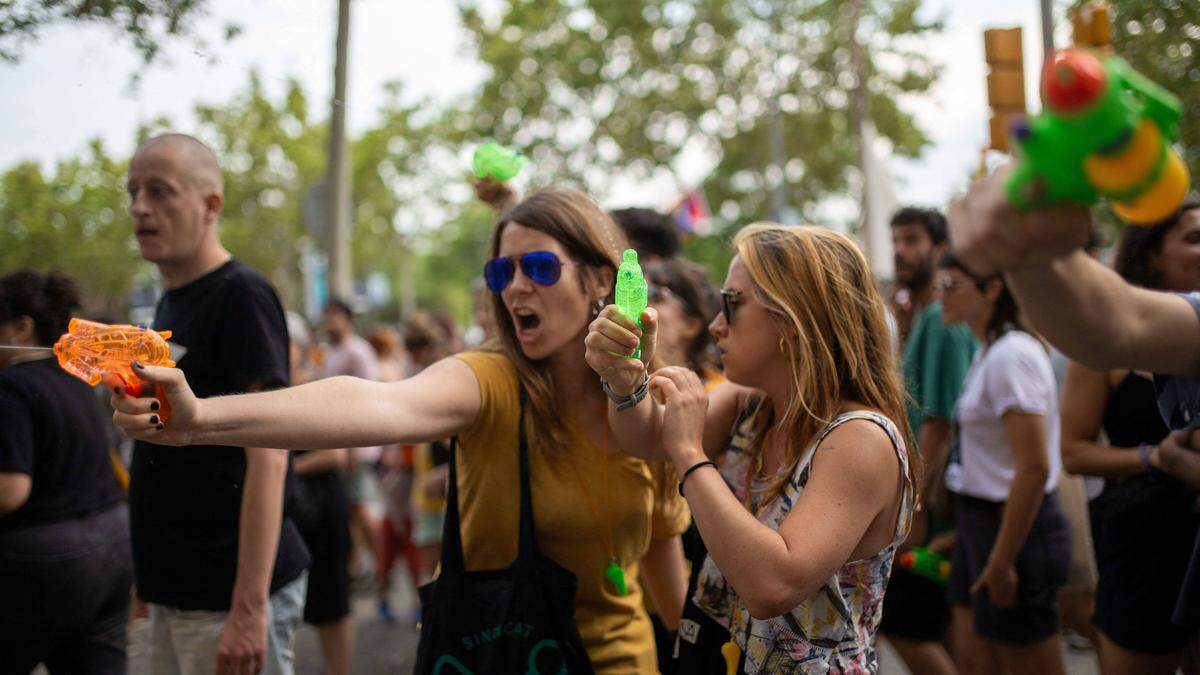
[133,360,145,370]
[150,400,160,411]
[149,415,159,425]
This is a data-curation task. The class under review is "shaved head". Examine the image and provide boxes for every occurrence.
[135,133,224,196]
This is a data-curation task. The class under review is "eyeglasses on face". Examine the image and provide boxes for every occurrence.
[483,251,571,293]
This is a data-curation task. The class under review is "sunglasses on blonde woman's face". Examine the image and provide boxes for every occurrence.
[719,288,744,325]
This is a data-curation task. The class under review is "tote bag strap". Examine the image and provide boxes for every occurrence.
[438,391,536,576]
[438,436,467,575]
[514,391,537,564]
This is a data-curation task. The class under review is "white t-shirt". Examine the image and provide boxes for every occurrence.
[946,331,1061,502]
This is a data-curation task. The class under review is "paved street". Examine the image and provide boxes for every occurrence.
[123,577,1100,674]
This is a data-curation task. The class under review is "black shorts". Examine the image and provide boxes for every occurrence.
[879,566,951,642]
[291,471,352,625]
[1090,475,1200,653]
[948,491,1070,645]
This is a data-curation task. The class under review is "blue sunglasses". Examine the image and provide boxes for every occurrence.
[484,251,569,293]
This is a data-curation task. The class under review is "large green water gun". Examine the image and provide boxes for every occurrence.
[472,141,528,181]
[1007,48,1190,226]
[614,249,648,360]
[898,546,951,586]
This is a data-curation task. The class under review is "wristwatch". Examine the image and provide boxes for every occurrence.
[601,374,649,411]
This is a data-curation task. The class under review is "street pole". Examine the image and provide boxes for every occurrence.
[1040,0,1055,59]
[768,98,786,223]
[327,0,353,299]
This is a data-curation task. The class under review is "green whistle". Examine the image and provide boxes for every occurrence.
[472,141,528,181]
[605,558,628,596]
[614,249,648,360]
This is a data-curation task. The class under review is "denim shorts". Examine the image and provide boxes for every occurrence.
[948,491,1071,645]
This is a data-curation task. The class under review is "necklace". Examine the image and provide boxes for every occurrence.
[566,405,627,596]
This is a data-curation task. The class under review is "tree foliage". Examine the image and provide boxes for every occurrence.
[0,74,489,322]
[1096,0,1200,178]
[457,0,942,229]
[0,0,237,65]
[0,141,134,318]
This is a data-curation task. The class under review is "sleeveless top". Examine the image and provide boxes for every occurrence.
[692,401,914,674]
[1101,372,1169,449]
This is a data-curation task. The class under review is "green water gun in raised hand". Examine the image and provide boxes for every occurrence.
[472,141,528,181]
[614,249,648,360]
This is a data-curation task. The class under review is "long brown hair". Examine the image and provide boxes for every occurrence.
[734,224,919,503]
[486,188,626,454]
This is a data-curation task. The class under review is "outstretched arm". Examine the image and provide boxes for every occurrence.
[111,356,481,449]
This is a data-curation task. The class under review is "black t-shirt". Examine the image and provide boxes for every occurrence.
[0,358,123,531]
[130,259,310,611]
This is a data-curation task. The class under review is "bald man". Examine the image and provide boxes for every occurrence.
[126,134,311,675]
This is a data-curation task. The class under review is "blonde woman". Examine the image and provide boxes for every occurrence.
[586,224,917,672]
[110,189,689,673]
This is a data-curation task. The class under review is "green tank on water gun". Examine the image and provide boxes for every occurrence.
[472,141,528,181]
[614,249,648,360]
[1007,48,1190,226]
[898,546,951,586]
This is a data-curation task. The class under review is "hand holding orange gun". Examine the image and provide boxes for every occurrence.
[53,318,176,422]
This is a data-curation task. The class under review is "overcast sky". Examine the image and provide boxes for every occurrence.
[0,0,1055,212]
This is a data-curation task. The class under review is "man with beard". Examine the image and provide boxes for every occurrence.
[879,207,977,675]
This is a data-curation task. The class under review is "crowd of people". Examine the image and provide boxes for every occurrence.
[1,126,1199,675]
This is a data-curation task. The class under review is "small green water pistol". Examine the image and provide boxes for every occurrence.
[898,546,950,586]
[472,141,528,181]
[614,249,648,360]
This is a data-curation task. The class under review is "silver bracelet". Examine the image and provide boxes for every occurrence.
[600,373,650,411]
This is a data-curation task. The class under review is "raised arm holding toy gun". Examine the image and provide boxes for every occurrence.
[952,44,1200,378]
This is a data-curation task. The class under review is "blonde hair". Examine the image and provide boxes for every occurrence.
[733,223,919,504]
[486,188,626,455]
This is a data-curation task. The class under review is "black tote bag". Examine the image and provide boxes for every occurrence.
[414,408,594,674]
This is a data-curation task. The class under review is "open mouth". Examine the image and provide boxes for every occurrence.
[513,309,542,332]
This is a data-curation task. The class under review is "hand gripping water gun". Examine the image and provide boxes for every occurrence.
[1007,48,1190,226]
[898,546,951,586]
[614,249,648,360]
[471,141,528,181]
[54,318,176,421]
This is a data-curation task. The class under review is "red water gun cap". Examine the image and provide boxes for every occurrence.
[1041,48,1107,113]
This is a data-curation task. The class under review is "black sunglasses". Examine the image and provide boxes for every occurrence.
[719,289,744,325]
[484,251,571,293]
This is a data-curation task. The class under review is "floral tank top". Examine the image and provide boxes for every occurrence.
[693,402,914,673]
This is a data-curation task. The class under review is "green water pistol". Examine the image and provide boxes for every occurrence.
[898,546,951,586]
[1007,48,1189,226]
[614,249,648,360]
[472,141,528,181]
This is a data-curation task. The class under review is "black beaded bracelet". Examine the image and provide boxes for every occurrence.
[678,460,718,497]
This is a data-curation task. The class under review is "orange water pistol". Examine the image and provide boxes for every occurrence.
[53,318,175,421]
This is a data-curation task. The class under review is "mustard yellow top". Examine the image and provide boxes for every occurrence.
[453,351,690,673]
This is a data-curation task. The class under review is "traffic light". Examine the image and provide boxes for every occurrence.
[1072,1,1113,51]
[983,27,1027,153]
